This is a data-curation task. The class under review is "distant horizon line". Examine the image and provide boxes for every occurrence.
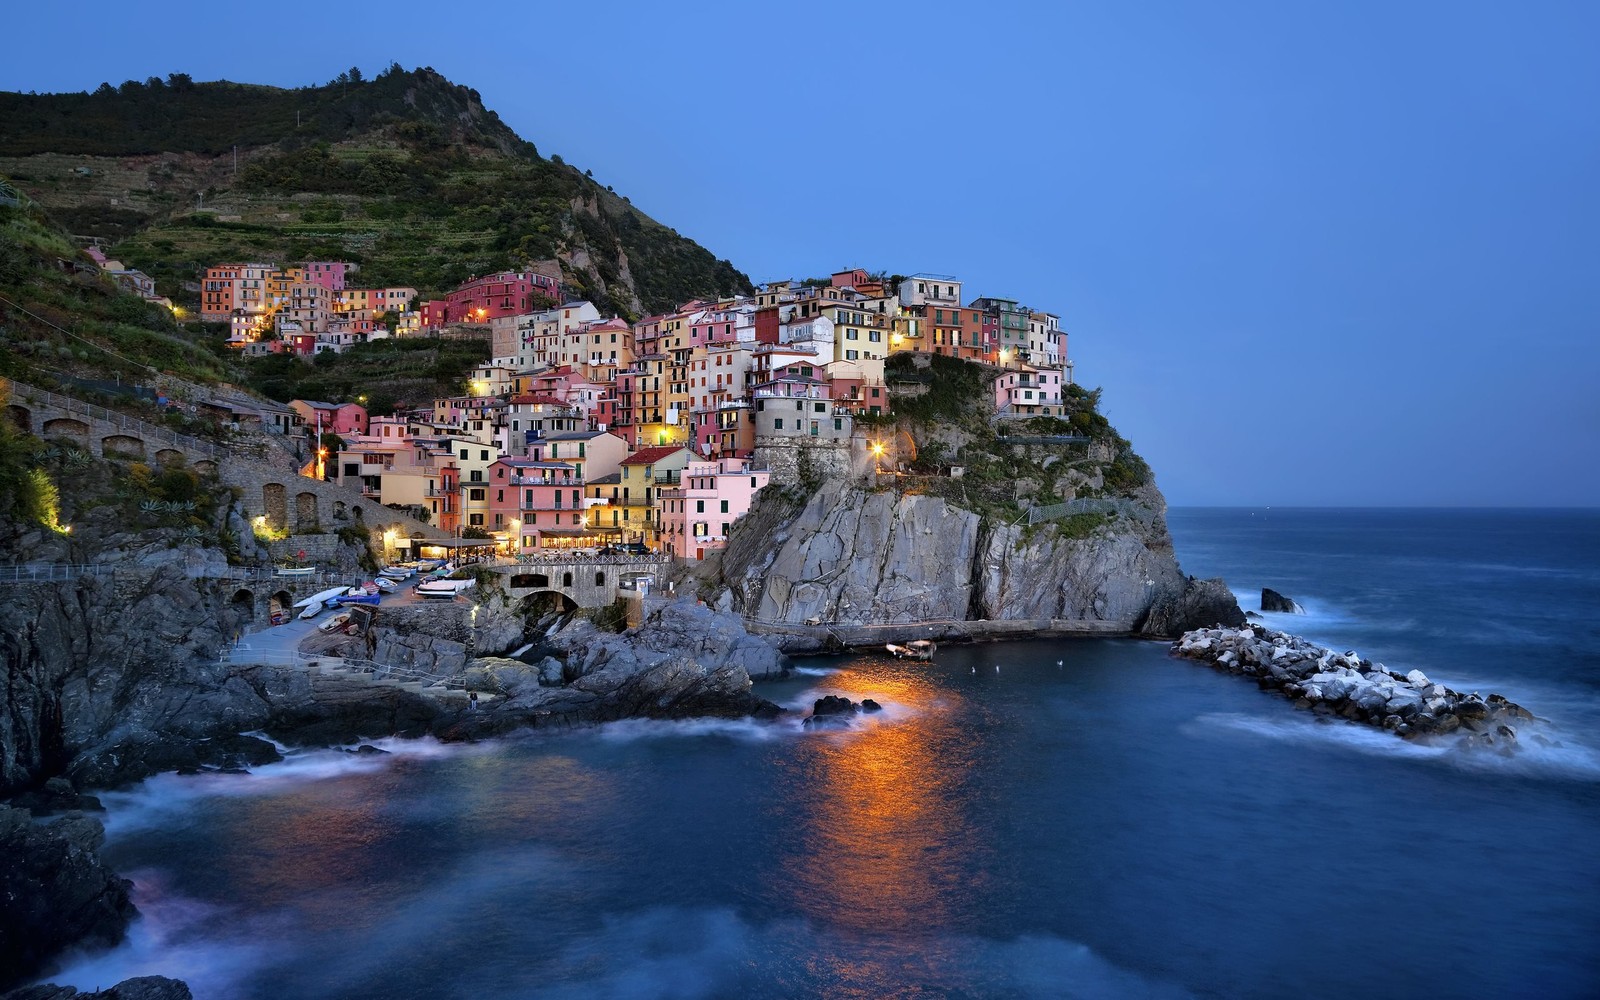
[1169,505,1600,511]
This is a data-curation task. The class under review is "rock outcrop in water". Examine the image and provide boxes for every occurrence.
[1260,588,1305,614]
[706,479,1240,639]
[0,805,135,992]
[1174,625,1537,745]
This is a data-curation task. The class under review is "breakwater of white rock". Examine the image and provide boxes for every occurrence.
[1173,625,1536,748]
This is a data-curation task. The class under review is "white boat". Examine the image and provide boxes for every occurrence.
[317,612,352,633]
[373,577,398,593]
[275,566,316,577]
[298,603,323,620]
[294,586,350,614]
[379,566,413,580]
[886,640,936,661]
[415,578,475,599]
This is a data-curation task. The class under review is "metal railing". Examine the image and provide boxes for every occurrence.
[4,377,226,460]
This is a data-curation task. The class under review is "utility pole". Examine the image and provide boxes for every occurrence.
[232,145,238,177]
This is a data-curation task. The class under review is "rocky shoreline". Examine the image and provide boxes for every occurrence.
[1173,625,1538,746]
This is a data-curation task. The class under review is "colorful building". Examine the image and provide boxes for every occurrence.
[659,457,771,561]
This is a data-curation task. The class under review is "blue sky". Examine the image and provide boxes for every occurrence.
[6,0,1598,505]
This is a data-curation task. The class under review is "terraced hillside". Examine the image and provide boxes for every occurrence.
[0,66,750,318]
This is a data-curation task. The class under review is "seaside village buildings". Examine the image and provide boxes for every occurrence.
[223,262,1073,562]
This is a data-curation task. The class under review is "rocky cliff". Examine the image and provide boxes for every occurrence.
[705,357,1240,640]
[709,478,1237,639]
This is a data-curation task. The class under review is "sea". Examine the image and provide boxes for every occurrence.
[39,509,1600,999]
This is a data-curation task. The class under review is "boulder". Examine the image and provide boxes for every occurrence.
[805,695,859,727]
[1139,577,1246,638]
[1260,588,1305,614]
[860,699,883,713]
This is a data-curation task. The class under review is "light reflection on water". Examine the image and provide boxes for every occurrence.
[42,638,1600,1000]
[779,666,990,936]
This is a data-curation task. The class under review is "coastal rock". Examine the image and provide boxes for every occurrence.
[707,480,1242,640]
[1138,577,1247,637]
[0,806,136,993]
[538,599,787,721]
[805,695,860,728]
[2,976,193,1000]
[1260,588,1305,614]
[1170,625,1542,749]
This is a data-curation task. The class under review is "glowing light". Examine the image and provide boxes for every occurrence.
[870,442,885,457]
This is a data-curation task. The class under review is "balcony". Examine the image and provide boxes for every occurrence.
[508,474,584,486]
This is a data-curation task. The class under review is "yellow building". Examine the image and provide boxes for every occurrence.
[616,445,690,545]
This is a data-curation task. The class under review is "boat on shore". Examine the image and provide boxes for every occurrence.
[295,586,352,619]
[886,640,937,661]
[416,578,475,600]
[274,566,317,577]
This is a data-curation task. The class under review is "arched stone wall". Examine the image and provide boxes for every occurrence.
[102,434,146,458]
[294,492,319,531]
[4,404,30,434]
[262,483,288,529]
[154,448,185,467]
[194,460,218,476]
[269,590,294,615]
[231,588,255,621]
[41,417,89,444]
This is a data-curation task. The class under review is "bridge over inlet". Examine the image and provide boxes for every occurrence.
[3,377,446,543]
[489,554,670,610]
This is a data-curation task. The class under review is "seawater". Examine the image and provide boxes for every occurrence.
[43,509,1600,998]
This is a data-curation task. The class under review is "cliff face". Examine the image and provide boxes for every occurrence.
[711,479,1232,636]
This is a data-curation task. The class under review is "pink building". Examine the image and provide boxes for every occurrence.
[289,399,369,437]
[419,270,562,328]
[303,261,354,291]
[993,366,1066,417]
[488,458,587,552]
[659,457,770,561]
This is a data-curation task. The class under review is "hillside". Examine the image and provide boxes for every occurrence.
[0,65,751,317]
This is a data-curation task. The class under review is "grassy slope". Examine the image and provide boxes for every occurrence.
[0,66,751,318]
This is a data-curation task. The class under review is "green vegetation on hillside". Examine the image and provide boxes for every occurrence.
[240,337,490,411]
[0,66,752,317]
[0,200,230,385]
[880,354,1155,528]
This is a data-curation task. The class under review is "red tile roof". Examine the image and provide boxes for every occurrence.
[621,445,687,466]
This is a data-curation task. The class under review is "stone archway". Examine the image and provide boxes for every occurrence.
[231,587,255,621]
[102,434,145,458]
[4,404,29,434]
[154,448,185,467]
[512,573,551,589]
[42,417,89,445]
[262,483,288,530]
[294,492,319,531]
[333,500,348,521]
[193,460,218,476]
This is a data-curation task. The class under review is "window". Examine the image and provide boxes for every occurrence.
[469,488,485,501]
[720,500,729,514]
[774,418,784,430]
[469,513,484,526]
[846,349,859,360]
[846,329,858,340]
[696,500,705,513]
[834,418,843,431]
[869,330,881,342]
[722,522,730,535]
[496,490,503,502]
